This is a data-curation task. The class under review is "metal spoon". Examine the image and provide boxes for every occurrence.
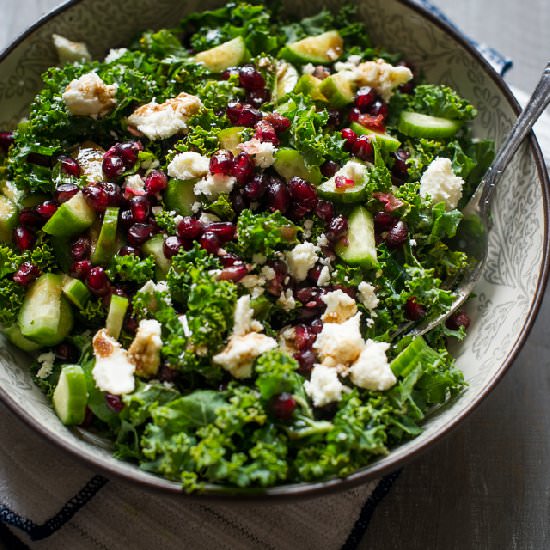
[405,62,550,338]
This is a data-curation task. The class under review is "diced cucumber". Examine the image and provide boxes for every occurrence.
[42,191,96,238]
[318,72,356,108]
[62,276,91,309]
[280,30,343,64]
[18,274,74,346]
[106,294,128,339]
[273,148,322,185]
[143,234,171,279]
[318,173,369,204]
[335,206,378,268]
[350,122,401,152]
[164,178,197,216]
[218,127,246,155]
[2,325,42,352]
[53,364,88,426]
[194,36,247,72]
[91,207,119,265]
[51,236,72,272]
[0,195,18,243]
[273,62,299,102]
[294,74,327,102]
[398,111,462,139]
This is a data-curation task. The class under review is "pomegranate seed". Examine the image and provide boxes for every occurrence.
[54,183,79,203]
[271,392,296,421]
[207,222,235,243]
[120,210,134,229]
[288,177,318,213]
[59,156,80,177]
[226,102,244,124]
[26,153,51,167]
[127,223,152,246]
[0,131,14,152]
[404,297,426,321]
[210,150,234,176]
[355,86,377,112]
[100,182,123,206]
[307,265,323,284]
[352,135,374,161]
[55,342,79,363]
[373,192,404,213]
[118,245,139,256]
[130,196,150,223]
[254,120,279,145]
[231,191,247,215]
[310,318,323,334]
[12,262,40,285]
[35,201,58,220]
[200,231,221,254]
[19,208,42,228]
[105,393,124,412]
[321,160,339,178]
[239,66,265,91]
[392,150,410,183]
[231,152,255,184]
[163,236,184,258]
[221,66,239,80]
[71,236,91,260]
[247,88,271,108]
[218,263,249,282]
[158,364,178,382]
[219,253,241,267]
[116,142,141,167]
[124,316,139,334]
[264,112,291,133]
[446,311,471,331]
[70,260,92,280]
[374,211,397,232]
[13,226,35,251]
[313,66,330,79]
[145,170,168,195]
[327,109,342,128]
[83,185,109,212]
[266,177,290,214]
[294,350,315,376]
[294,324,317,351]
[341,127,358,151]
[348,107,361,122]
[295,287,324,309]
[326,215,348,242]
[357,114,386,133]
[368,100,388,118]
[316,200,335,222]
[177,216,204,240]
[335,176,355,190]
[399,80,416,95]
[243,173,268,200]
[385,220,408,248]
[86,266,110,296]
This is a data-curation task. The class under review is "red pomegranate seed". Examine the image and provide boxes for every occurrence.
[352,135,374,161]
[102,155,125,179]
[335,176,355,190]
[321,160,339,178]
[294,350,315,376]
[145,170,168,195]
[219,252,241,267]
[385,220,408,248]
[177,216,204,240]
[55,342,79,363]
[294,324,317,351]
[374,211,397,232]
[295,287,324,309]
[70,260,92,280]
[404,297,426,321]
[266,177,290,214]
[326,215,348,242]
[368,100,389,118]
[239,66,265,91]
[71,236,91,260]
[264,112,291,133]
[163,236,184,258]
[373,192,404,213]
[341,127,358,151]
[207,222,235,243]
[357,113,386,133]
[100,182,123,206]
[118,245,140,256]
[105,393,124,412]
[19,208,43,228]
[271,392,296,421]
[254,120,279,145]
[116,142,141,167]
[247,88,271,108]
[54,183,79,203]
[130,196,151,223]
[210,150,234,176]
[446,311,471,331]
[26,153,51,167]
[218,263,249,282]
[221,66,239,80]
[127,223,152,246]
[327,109,342,128]
[59,156,80,177]
[316,199,335,222]
[13,226,35,251]
[243,173,268,200]
[226,102,244,124]
[355,86,377,112]
[310,318,323,334]
[307,265,323,284]
[231,152,255,184]
[392,150,410,183]
[0,131,14,152]
[348,107,362,123]
[231,191,247,215]
[288,177,318,212]
[35,201,58,220]
[200,231,221,254]
[12,262,40,285]
[120,210,134,229]
[124,316,139,334]
[158,364,178,382]
[83,185,109,212]
[86,266,110,296]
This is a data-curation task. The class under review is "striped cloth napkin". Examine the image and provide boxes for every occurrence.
[0,2,521,549]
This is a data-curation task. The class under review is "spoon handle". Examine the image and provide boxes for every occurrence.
[479,62,550,212]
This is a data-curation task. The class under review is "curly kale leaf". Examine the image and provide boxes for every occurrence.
[107,254,156,284]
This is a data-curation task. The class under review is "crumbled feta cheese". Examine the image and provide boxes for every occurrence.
[167,151,210,180]
[52,34,91,63]
[179,314,191,337]
[286,242,319,282]
[358,281,379,311]
[92,329,135,395]
[127,92,202,140]
[317,233,330,248]
[277,289,296,311]
[303,219,314,238]
[36,352,56,379]
[191,201,202,213]
[232,295,263,336]
[104,48,128,63]
[349,340,396,391]
[409,238,417,247]
[239,139,277,168]
[353,59,413,101]
[419,157,464,210]
[252,253,267,265]
[128,319,163,378]
[313,312,365,369]
[124,174,146,196]
[62,72,117,117]
[137,281,171,305]
[317,265,331,287]
[334,54,362,73]
[302,63,316,75]
[151,206,163,215]
[260,266,276,281]
[305,364,347,407]
[321,289,358,324]
[194,173,237,197]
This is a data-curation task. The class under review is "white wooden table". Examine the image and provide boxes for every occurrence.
[1,1,549,548]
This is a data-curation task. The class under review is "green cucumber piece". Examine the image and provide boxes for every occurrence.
[218,127,246,155]
[294,74,327,102]
[318,72,356,108]
[2,325,42,352]
[143,234,171,279]
[42,191,96,238]
[165,178,197,216]
[106,294,128,339]
[350,122,401,153]
[280,30,343,64]
[273,148,322,185]
[53,364,88,426]
[91,207,119,265]
[51,236,72,272]
[318,173,369,204]
[273,62,299,102]
[335,206,378,268]
[18,274,74,346]
[194,36,247,72]
[0,195,18,243]
[398,111,462,139]
[62,276,91,309]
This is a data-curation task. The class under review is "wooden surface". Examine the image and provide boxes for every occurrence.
[1,1,549,549]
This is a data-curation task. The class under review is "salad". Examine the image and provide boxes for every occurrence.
[0,3,494,490]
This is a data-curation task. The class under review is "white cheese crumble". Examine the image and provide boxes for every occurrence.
[349,340,396,391]
[252,253,267,265]
[321,289,358,324]
[317,233,330,248]
[302,63,316,75]
[128,319,163,378]
[334,54,362,73]
[194,173,237,197]
[239,138,277,168]
[357,281,379,311]
[179,314,192,337]
[167,151,210,180]
[352,59,413,101]
[104,48,128,63]
[62,72,117,118]
[124,174,146,196]
[317,265,331,287]
[305,364,347,407]
[232,295,263,336]
[260,266,276,281]
[286,242,319,282]
[127,92,202,140]
[277,288,296,311]
[53,34,91,63]
[303,219,314,238]
[92,329,135,395]
[36,352,56,379]
[419,157,464,210]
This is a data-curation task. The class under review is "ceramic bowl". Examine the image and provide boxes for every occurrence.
[0,0,548,498]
